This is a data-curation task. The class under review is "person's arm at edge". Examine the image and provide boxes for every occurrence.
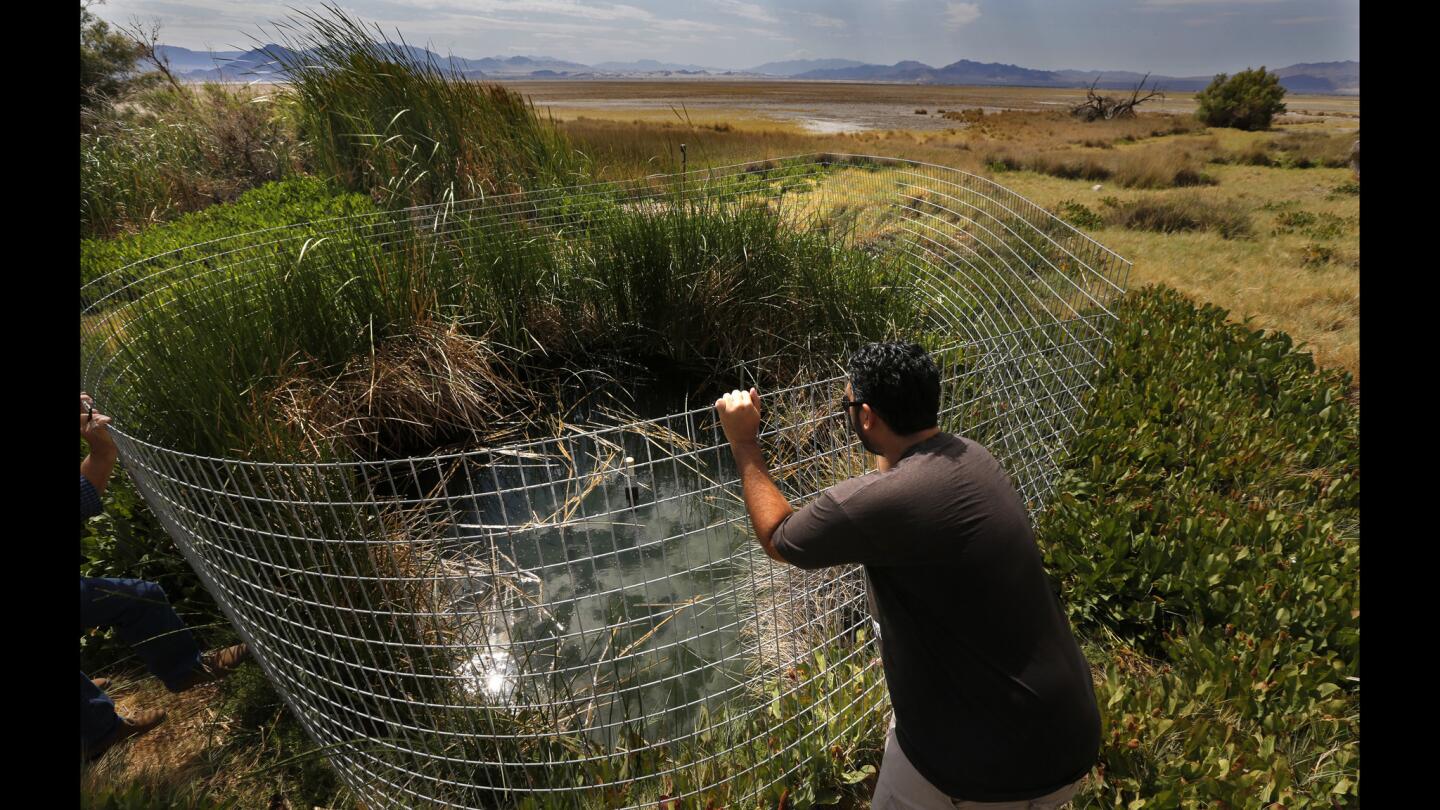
[81,393,119,497]
[715,387,793,565]
[81,444,118,498]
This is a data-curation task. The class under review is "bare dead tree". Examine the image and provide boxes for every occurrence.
[122,16,183,92]
[1071,74,1164,122]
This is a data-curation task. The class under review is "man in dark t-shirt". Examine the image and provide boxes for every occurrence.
[714,343,1100,808]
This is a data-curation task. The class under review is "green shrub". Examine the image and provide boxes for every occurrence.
[1330,180,1361,197]
[1054,199,1105,230]
[80,84,302,238]
[1272,210,1350,240]
[1194,67,1288,131]
[1039,286,1358,807]
[80,0,155,116]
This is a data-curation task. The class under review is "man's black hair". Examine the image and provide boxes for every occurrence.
[846,341,941,436]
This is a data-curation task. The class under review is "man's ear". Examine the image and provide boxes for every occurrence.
[861,404,876,430]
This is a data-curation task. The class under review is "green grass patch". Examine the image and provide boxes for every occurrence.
[1211,130,1357,171]
[1329,180,1360,198]
[81,176,375,308]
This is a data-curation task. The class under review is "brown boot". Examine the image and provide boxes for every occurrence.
[85,708,166,761]
[91,678,110,691]
[170,644,249,692]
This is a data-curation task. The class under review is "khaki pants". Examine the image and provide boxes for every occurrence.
[871,718,1082,810]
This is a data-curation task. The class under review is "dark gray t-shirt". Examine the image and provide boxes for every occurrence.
[771,432,1100,801]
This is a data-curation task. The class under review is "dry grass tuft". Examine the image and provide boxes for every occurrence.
[942,108,986,123]
[1102,193,1252,239]
[983,141,1216,189]
[81,679,243,801]
[1267,130,1356,168]
[266,322,544,459]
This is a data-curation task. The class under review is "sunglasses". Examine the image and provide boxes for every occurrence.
[840,399,866,410]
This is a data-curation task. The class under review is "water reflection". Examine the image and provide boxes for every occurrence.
[438,434,759,746]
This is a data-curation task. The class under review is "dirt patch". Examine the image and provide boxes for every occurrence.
[82,675,247,798]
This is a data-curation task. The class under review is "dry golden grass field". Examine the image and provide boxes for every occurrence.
[506,80,1359,384]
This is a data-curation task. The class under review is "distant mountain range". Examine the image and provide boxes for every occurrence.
[150,46,1358,94]
[747,58,868,76]
[153,45,593,81]
[786,58,1358,94]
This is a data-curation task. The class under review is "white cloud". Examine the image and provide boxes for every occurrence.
[1183,10,1245,25]
[709,0,780,25]
[1141,0,1286,6]
[382,0,655,22]
[651,18,732,34]
[1273,15,1336,24]
[795,11,848,29]
[944,2,981,30]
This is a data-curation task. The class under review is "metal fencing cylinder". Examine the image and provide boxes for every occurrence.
[80,156,1130,808]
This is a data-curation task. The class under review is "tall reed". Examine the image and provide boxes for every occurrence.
[86,177,918,462]
[265,4,581,208]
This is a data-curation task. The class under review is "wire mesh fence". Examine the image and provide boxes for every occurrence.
[80,155,1130,808]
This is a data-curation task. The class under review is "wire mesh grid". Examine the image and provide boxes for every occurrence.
[80,155,1130,808]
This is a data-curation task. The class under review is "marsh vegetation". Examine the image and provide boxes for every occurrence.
[80,6,1356,808]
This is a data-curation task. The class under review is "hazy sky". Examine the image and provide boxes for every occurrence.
[92,0,1360,74]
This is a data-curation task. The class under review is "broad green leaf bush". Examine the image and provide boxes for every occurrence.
[1038,286,1359,808]
[80,176,375,306]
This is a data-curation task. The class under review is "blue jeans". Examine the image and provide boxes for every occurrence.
[80,577,202,751]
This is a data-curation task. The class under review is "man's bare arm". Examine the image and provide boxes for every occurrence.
[728,438,793,563]
[715,388,794,564]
